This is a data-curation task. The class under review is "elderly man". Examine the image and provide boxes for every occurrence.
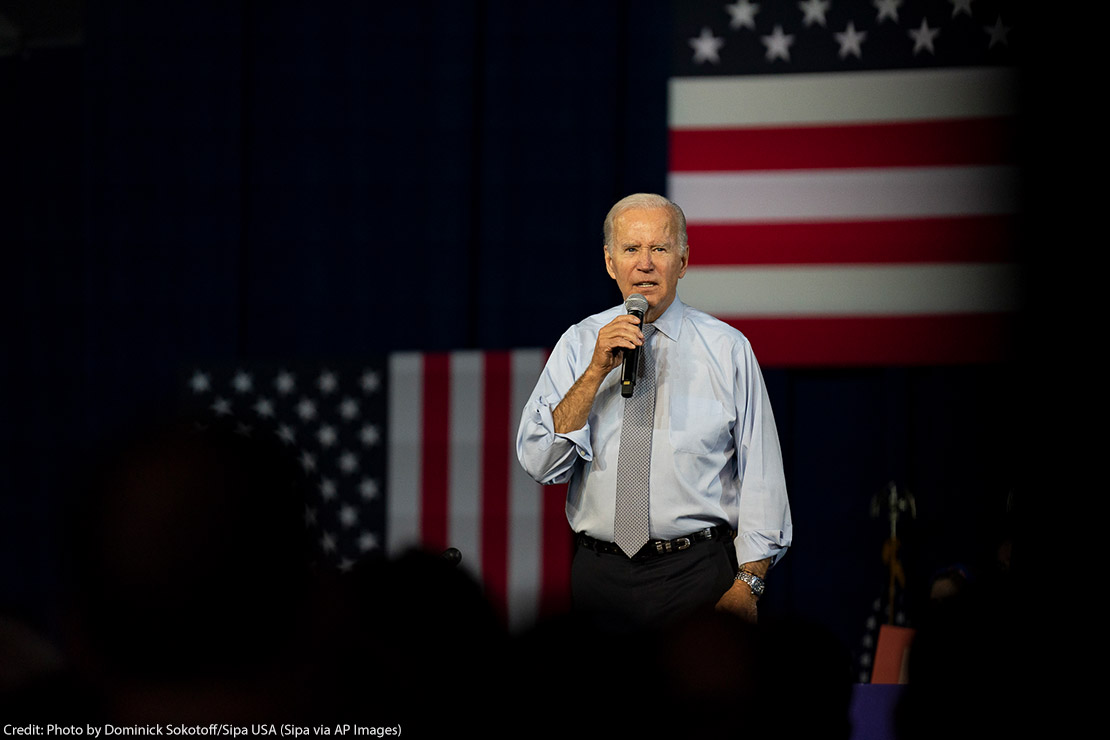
[516,193,792,627]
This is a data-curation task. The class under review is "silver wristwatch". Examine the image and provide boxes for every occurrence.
[735,570,766,598]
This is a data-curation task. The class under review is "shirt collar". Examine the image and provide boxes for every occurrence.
[647,295,684,342]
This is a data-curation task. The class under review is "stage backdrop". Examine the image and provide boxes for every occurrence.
[3,0,1038,668]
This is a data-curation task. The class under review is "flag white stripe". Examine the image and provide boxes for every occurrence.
[448,352,484,582]
[386,352,422,556]
[669,167,1019,223]
[508,349,546,633]
[669,67,1019,128]
[679,264,1021,317]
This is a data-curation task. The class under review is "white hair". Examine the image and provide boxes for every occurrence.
[602,193,688,256]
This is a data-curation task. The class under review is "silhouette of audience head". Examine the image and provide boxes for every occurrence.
[63,415,313,720]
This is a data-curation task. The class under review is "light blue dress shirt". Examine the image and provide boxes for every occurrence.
[516,297,792,568]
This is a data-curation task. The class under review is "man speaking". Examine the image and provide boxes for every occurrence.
[516,193,792,627]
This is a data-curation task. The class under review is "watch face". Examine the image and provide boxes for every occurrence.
[740,572,765,595]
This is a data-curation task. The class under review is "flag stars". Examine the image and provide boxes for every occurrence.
[295,398,317,421]
[231,371,253,394]
[338,450,359,474]
[984,16,1010,48]
[189,371,211,394]
[689,26,725,64]
[360,370,381,394]
[253,397,275,418]
[687,0,1013,68]
[949,0,974,18]
[908,18,940,55]
[299,450,317,473]
[798,0,830,27]
[359,531,380,552]
[276,424,296,445]
[359,477,379,501]
[364,368,386,392]
[835,22,867,59]
[274,371,296,395]
[725,0,759,30]
[761,25,794,62]
[338,397,360,421]
[339,504,359,528]
[359,424,381,447]
[874,0,902,23]
[317,424,338,448]
[189,366,391,571]
[317,370,338,395]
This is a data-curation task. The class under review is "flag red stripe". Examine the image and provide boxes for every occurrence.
[669,117,1015,172]
[420,353,450,551]
[730,314,1016,367]
[481,351,511,621]
[540,483,572,618]
[687,216,1016,266]
[537,347,572,618]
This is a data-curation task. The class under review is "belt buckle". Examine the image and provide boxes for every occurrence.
[655,536,692,554]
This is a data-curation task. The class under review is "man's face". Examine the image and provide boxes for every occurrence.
[605,207,688,322]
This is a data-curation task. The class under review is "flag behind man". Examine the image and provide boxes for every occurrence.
[185,353,572,634]
[669,0,1022,366]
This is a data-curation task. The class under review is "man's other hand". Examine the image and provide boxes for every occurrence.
[715,579,759,623]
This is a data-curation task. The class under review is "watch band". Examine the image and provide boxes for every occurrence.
[734,569,766,598]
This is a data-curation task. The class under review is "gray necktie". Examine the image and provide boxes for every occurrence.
[613,323,657,558]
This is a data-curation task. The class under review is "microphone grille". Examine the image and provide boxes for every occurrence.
[625,293,648,314]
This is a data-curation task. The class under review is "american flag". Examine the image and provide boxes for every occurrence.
[669,0,1021,366]
[185,353,572,633]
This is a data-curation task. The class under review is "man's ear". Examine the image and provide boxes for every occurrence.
[604,246,616,280]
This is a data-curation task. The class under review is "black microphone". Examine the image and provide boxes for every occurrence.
[441,547,462,566]
[620,293,649,398]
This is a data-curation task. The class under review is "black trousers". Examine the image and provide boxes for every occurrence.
[571,535,737,628]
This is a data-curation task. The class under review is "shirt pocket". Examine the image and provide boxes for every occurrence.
[668,394,729,455]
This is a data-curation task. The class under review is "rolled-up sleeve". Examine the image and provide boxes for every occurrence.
[516,329,593,485]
